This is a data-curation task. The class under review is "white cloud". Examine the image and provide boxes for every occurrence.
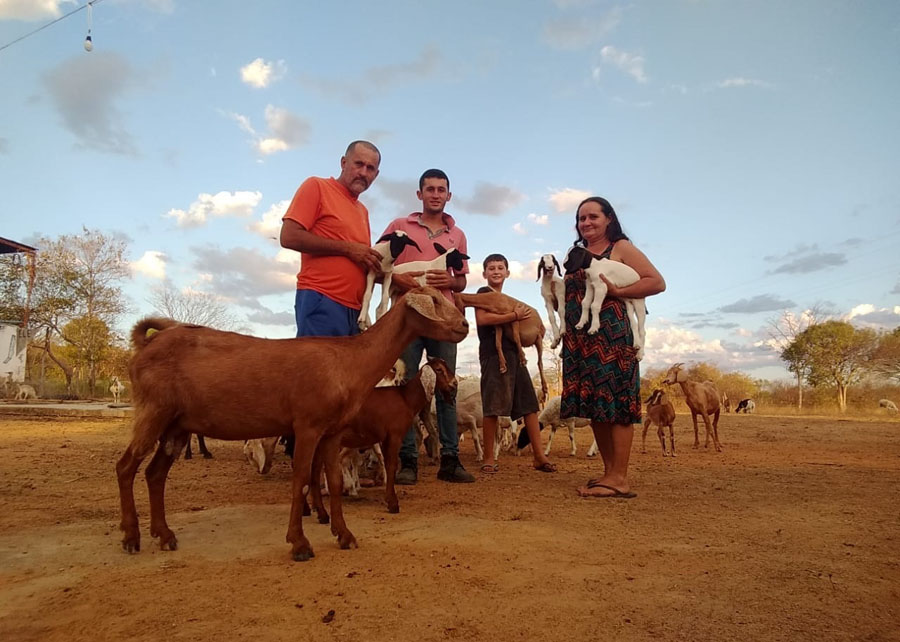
[249,199,290,239]
[528,213,549,225]
[541,9,622,50]
[166,191,263,228]
[512,223,527,235]
[131,250,167,279]
[548,188,590,213]
[240,58,287,89]
[597,46,648,84]
[846,304,900,328]
[225,107,310,156]
[0,0,73,20]
[717,77,773,89]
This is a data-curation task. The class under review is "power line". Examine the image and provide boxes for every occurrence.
[0,0,106,54]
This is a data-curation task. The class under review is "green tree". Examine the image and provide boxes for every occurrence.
[868,327,900,383]
[785,321,877,412]
[27,229,130,394]
[768,306,824,410]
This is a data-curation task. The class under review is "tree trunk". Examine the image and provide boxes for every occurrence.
[836,382,847,412]
[796,371,803,410]
[41,330,74,394]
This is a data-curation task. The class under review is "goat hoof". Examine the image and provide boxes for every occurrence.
[387,505,399,514]
[292,548,315,562]
[302,505,311,517]
[202,453,213,459]
[121,537,141,553]
[337,533,358,550]
[184,452,193,460]
[160,536,178,551]
[317,513,330,525]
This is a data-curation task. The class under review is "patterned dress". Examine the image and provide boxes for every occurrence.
[560,243,641,425]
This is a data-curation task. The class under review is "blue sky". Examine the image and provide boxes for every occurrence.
[1,0,898,380]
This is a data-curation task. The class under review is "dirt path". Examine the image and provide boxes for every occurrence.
[1,414,898,641]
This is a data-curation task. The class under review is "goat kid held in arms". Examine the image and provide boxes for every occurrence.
[115,287,468,562]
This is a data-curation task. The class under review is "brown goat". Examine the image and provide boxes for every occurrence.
[662,363,722,452]
[307,357,457,517]
[115,286,468,562]
[642,389,677,457]
[451,290,548,402]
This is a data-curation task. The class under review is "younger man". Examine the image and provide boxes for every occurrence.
[475,254,556,474]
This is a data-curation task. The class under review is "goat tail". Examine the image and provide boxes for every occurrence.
[131,317,181,349]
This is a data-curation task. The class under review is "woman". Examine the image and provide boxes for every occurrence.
[561,197,665,498]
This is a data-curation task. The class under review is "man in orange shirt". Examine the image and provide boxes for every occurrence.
[280,141,383,336]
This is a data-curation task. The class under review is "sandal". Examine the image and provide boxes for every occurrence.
[533,462,557,473]
[480,463,499,474]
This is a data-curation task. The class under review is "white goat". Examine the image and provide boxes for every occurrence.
[358,231,421,331]
[15,383,37,400]
[563,246,647,360]
[537,253,566,349]
[389,242,469,295]
[538,395,591,457]
[109,376,126,403]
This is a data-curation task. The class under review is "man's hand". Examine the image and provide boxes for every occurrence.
[424,269,453,290]
[392,271,425,293]
[513,303,533,321]
[345,242,383,274]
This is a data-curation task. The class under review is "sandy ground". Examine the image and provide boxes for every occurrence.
[0,412,898,642]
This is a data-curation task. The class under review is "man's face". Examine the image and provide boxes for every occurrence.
[417,177,451,215]
[483,260,509,288]
[338,145,380,196]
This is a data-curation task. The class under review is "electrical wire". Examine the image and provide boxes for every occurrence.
[0,0,106,54]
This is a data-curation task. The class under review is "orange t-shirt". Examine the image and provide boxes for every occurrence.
[282,177,371,309]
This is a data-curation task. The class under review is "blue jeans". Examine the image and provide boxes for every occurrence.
[294,289,360,337]
[398,337,458,460]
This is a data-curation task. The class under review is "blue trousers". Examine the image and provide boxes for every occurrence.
[398,337,459,460]
[294,289,360,338]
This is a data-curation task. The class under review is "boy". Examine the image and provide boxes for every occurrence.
[475,254,556,474]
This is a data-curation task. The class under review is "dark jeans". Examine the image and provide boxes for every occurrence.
[398,337,458,460]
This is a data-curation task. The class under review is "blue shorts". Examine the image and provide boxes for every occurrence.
[294,289,360,337]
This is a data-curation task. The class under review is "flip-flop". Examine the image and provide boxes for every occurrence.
[480,463,499,474]
[533,462,557,473]
[578,481,636,498]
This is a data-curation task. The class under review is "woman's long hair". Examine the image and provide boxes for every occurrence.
[574,196,629,246]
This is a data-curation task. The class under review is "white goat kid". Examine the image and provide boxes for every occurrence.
[358,231,421,331]
[389,242,469,295]
[110,376,126,403]
[537,254,566,349]
[563,246,648,361]
[539,395,591,457]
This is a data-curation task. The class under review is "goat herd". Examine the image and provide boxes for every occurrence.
[109,245,892,563]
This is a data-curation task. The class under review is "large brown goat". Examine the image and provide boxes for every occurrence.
[662,363,722,452]
[115,287,468,562]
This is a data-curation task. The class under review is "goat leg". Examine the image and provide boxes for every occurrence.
[308,447,330,524]
[493,326,508,373]
[587,283,607,335]
[668,425,677,457]
[286,431,319,562]
[319,433,358,550]
[511,321,527,366]
[116,446,144,553]
[382,437,401,514]
[656,423,667,457]
[197,434,213,459]
[575,278,594,330]
[146,431,188,551]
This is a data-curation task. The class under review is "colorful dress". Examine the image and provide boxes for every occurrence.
[560,243,641,424]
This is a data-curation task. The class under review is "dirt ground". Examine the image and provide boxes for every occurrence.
[0,412,898,642]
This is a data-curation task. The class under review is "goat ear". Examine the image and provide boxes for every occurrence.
[553,256,562,276]
[406,237,421,252]
[377,233,393,244]
[536,262,543,281]
[405,292,441,321]
[433,242,447,255]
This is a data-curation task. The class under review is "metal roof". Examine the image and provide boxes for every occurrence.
[0,237,38,254]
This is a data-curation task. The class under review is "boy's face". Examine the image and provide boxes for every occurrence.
[483,260,509,287]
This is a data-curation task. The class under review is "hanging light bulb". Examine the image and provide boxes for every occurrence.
[83,1,93,52]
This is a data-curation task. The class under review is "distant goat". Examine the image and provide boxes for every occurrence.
[642,389,677,457]
[563,246,647,360]
[722,391,731,413]
[663,362,722,452]
[109,376,126,403]
[15,383,37,400]
[735,399,756,414]
[879,399,898,413]
[537,253,565,349]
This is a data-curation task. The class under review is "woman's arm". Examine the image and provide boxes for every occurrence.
[605,240,666,298]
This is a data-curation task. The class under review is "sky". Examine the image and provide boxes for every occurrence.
[1,0,898,381]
